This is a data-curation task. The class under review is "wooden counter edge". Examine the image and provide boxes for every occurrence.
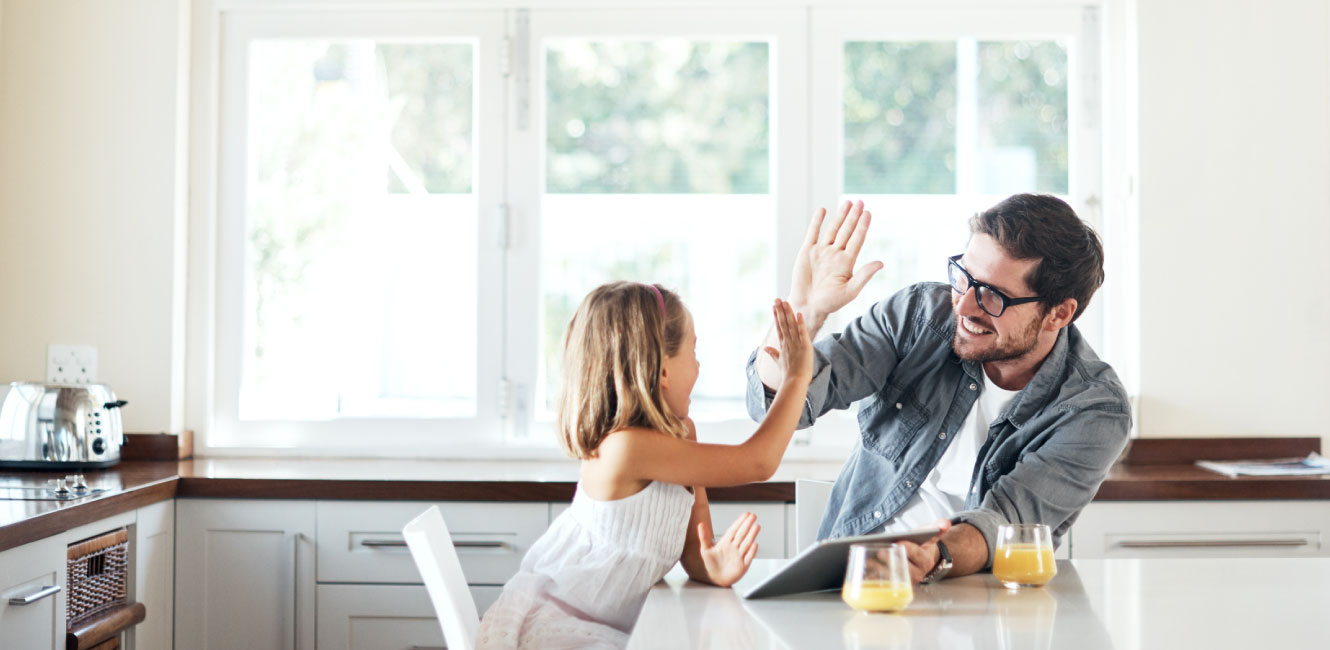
[0,480,176,553]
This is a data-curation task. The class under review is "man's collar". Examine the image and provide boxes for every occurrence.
[1000,327,1071,428]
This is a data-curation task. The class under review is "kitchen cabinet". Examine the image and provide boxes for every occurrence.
[1072,500,1330,559]
[0,535,64,650]
[315,500,541,650]
[316,501,546,585]
[0,509,141,650]
[175,499,316,650]
[316,583,502,650]
[129,500,175,650]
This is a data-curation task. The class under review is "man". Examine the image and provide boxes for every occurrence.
[748,194,1130,584]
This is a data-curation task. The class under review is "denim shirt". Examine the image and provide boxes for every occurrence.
[746,283,1131,565]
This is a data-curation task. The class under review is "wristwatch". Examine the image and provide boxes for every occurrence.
[920,540,953,584]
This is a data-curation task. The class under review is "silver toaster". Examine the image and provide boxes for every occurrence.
[0,382,128,469]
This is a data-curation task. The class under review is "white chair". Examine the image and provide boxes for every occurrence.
[794,478,835,554]
[403,506,480,650]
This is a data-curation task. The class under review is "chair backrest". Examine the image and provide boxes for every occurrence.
[794,478,835,554]
[402,506,480,650]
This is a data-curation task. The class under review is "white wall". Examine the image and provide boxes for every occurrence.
[0,0,190,433]
[1135,0,1330,444]
[1,0,1328,444]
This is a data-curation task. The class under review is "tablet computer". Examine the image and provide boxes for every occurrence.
[738,527,942,599]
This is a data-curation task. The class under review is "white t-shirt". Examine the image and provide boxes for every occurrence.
[883,369,1020,534]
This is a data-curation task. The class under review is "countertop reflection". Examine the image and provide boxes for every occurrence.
[630,557,1330,649]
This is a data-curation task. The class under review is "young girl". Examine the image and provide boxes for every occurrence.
[475,281,813,649]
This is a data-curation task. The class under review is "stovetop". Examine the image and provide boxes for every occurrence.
[0,474,111,501]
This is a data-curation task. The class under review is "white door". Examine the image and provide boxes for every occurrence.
[175,499,316,650]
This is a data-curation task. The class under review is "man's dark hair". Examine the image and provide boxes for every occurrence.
[969,193,1104,322]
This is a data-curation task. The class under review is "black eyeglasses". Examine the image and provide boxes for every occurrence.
[947,254,1042,318]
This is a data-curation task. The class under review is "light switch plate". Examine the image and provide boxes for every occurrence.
[48,344,98,384]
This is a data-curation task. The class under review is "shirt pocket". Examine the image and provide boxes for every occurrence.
[858,383,931,461]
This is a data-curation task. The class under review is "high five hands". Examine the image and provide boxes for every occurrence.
[787,200,883,334]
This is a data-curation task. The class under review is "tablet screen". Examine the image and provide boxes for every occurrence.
[739,527,942,599]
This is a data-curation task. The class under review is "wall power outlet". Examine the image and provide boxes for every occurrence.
[48,344,98,384]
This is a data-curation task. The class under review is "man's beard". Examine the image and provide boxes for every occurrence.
[951,313,1042,363]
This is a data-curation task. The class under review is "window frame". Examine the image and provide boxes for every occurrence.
[187,1,1126,458]
[208,9,508,454]
[810,7,1103,324]
[501,8,810,447]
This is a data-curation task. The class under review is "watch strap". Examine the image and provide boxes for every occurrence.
[921,540,953,584]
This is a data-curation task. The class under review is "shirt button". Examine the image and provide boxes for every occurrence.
[938,431,947,440]
[969,383,977,390]
[895,402,903,410]
[905,480,913,488]
[874,511,883,518]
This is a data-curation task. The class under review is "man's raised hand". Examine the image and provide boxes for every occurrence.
[787,200,884,332]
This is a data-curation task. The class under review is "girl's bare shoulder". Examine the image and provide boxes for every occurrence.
[594,426,666,461]
[581,429,661,499]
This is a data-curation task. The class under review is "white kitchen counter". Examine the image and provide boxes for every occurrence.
[629,557,1330,649]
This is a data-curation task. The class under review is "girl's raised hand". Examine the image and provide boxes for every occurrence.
[763,299,813,385]
[697,512,761,587]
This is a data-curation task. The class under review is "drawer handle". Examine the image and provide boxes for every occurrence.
[1116,539,1309,549]
[360,539,509,550]
[8,585,61,606]
[454,541,509,550]
[408,647,447,650]
[360,539,409,548]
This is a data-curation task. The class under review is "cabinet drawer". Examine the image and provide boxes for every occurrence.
[317,501,547,584]
[1073,500,1330,559]
[317,583,502,650]
[0,536,64,650]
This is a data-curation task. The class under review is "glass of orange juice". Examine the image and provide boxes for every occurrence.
[992,523,1057,589]
[842,543,913,613]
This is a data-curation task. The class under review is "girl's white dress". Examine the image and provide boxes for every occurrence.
[475,480,694,649]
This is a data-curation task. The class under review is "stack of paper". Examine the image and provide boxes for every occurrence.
[1195,452,1330,477]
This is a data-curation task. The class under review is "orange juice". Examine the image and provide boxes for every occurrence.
[842,580,913,612]
[993,544,1056,586]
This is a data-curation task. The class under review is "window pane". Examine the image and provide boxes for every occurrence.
[541,38,774,419]
[844,42,957,194]
[242,40,477,420]
[380,44,474,194]
[835,38,1072,327]
[545,40,769,193]
[976,41,1069,195]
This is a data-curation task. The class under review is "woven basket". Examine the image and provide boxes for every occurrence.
[66,528,129,624]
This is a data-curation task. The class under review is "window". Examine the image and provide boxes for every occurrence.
[200,5,1106,455]
[213,11,505,450]
[812,8,1101,337]
[522,12,801,429]
[504,9,807,444]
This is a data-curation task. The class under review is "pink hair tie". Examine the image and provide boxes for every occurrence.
[646,284,665,316]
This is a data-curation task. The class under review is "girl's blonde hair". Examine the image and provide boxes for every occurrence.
[557,281,690,459]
